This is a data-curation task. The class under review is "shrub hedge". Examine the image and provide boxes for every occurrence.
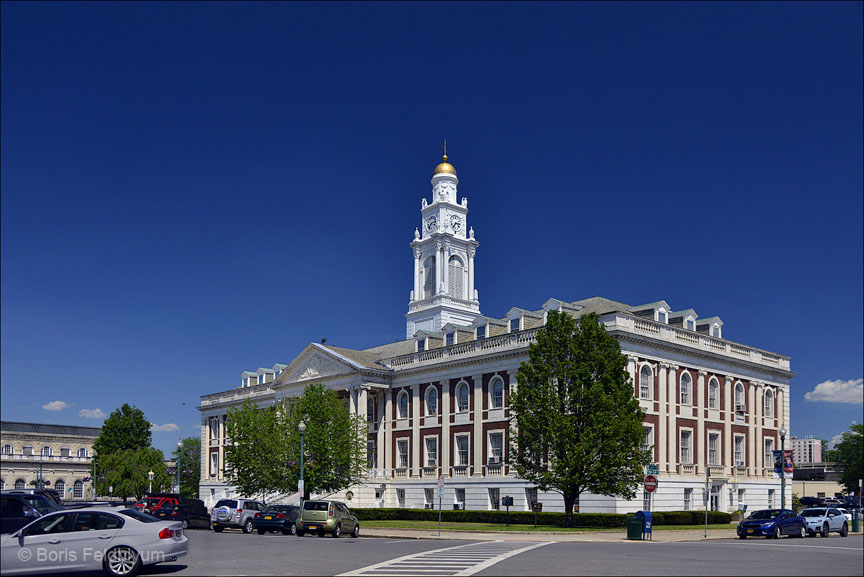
[350,508,731,527]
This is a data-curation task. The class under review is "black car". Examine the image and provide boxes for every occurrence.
[1,488,63,506]
[153,500,211,529]
[252,505,301,535]
[0,494,42,534]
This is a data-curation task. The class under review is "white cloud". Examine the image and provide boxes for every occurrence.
[79,408,106,419]
[829,421,860,449]
[150,422,180,432]
[42,400,68,411]
[804,378,863,404]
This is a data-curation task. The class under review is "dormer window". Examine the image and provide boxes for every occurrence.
[476,325,486,339]
[510,318,521,332]
[446,333,454,346]
[710,324,721,338]
[242,377,248,388]
[685,318,695,331]
[417,339,426,352]
[657,309,667,324]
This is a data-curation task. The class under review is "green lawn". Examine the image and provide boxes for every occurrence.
[361,520,736,533]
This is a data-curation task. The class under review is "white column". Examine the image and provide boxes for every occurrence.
[441,381,450,478]
[724,377,733,476]
[468,247,476,301]
[436,242,444,294]
[507,369,518,476]
[473,373,484,476]
[443,247,450,296]
[662,364,674,473]
[383,391,393,472]
[376,393,385,472]
[413,248,421,301]
[750,383,760,477]
[656,359,667,470]
[697,370,706,474]
[411,384,421,477]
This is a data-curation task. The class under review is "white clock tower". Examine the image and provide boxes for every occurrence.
[406,146,482,338]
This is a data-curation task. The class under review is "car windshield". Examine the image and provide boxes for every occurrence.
[21,495,62,514]
[215,499,237,509]
[303,501,329,511]
[801,508,826,517]
[747,509,780,520]
[119,509,161,523]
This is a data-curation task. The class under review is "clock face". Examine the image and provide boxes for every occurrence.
[425,216,438,232]
[449,215,462,232]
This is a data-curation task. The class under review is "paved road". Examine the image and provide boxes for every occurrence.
[122,529,862,576]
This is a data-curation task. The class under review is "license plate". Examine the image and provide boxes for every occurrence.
[265,516,272,520]
[747,529,754,533]
[307,525,318,530]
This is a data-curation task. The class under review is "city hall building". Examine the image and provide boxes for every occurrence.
[198,153,793,514]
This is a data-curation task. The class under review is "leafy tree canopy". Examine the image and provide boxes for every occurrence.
[172,437,201,500]
[509,311,652,527]
[835,423,863,495]
[92,403,152,457]
[95,447,170,500]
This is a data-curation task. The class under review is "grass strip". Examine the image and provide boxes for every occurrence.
[361,520,737,532]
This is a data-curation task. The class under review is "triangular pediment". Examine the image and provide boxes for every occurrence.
[277,343,362,384]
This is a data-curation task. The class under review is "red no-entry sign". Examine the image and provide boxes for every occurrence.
[644,474,658,493]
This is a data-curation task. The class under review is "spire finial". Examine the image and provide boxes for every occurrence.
[443,139,447,162]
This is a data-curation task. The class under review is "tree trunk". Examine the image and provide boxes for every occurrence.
[563,492,575,528]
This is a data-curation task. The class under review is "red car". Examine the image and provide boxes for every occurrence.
[133,493,180,515]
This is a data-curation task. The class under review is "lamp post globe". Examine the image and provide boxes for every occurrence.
[148,470,154,495]
[779,427,787,510]
[298,421,307,506]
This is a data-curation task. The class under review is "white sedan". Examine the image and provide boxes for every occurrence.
[1,507,187,576]
[800,507,850,537]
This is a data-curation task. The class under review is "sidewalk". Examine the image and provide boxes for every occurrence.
[361,526,739,543]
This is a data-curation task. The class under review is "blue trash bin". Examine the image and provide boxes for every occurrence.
[635,511,653,540]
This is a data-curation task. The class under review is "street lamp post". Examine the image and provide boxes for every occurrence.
[780,427,787,509]
[298,421,306,508]
[148,470,154,495]
[176,441,182,495]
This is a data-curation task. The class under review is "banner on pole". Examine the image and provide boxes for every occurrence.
[773,450,794,479]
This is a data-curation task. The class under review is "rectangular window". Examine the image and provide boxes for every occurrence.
[489,488,500,510]
[397,439,409,469]
[209,418,219,440]
[734,436,745,466]
[658,310,667,323]
[367,440,377,469]
[417,339,426,352]
[489,432,504,463]
[708,433,719,465]
[476,325,486,339]
[764,439,774,469]
[684,488,692,511]
[425,488,435,507]
[446,333,454,346]
[456,435,469,467]
[686,318,695,331]
[425,437,438,467]
[510,318,520,332]
[642,426,653,454]
[210,453,219,477]
[455,488,465,508]
[768,489,775,508]
[397,488,405,508]
[680,431,692,464]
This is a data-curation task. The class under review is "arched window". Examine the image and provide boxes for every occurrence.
[423,256,436,298]
[425,386,438,416]
[1,444,12,455]
[77,448,88,458]
[680,372,692,405]
[456,382,470,412]
[15,479,26,490]
[60,447,71,457]
[639,366,653,400]
[708,378,719,409]
[73,480,84,498]
[55,479,65,496]
[448,256,464,299]
[490,377,505,409]
[735,383,745,409]
[397,391,409,419]
[41,446,53,457]
[764,389,774,418]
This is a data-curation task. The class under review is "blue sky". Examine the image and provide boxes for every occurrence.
[2,2,861,458]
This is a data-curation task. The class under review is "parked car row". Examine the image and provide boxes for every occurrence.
[736,508,851,539]
[210,498,360,538]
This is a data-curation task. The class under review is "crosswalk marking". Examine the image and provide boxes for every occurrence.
[337,540,550,577]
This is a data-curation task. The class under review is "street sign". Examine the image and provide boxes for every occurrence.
[437,487,444,499]
[644,474,658,493]
[437,475,444,488]
[646,464,659,475]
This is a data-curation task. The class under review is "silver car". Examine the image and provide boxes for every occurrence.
[0,507,187,576]
[210,498,265,534]
[800,507,849,537]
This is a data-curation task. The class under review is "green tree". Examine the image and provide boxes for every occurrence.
[172,437,201,500]
[92,404,152,457]
[96,447,170,500]
[509,311,652,527]
[835,424,863,495]
[224,384,367,500]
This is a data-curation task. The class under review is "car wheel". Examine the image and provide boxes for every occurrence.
[351,524,360,538]
[797,525,806,538]
[213,526,224,533]
[283,523,297,536]
[257,528,267,535]
[738,534,747,540]
[296,530,305,537]
[773,525,782,539]
[104,546,142,577]
[821,523,829,537]
[332,523,341,538]
[243,519,254,534]
[840,523,848,537]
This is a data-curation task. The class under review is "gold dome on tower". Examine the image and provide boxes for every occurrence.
[433,140,457,176]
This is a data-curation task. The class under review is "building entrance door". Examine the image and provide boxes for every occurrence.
[710,485,720,511]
